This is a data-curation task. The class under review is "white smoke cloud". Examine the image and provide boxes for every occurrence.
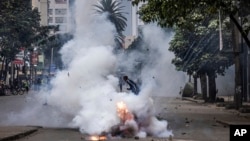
[216,66,235,96]
[2,0,193,138]
[47,0,120,135]
[45,0,176,137]
[140,25,187,97]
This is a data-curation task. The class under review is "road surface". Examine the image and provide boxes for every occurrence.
[1,93,250,141]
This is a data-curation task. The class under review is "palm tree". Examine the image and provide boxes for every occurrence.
[94,0,127,48]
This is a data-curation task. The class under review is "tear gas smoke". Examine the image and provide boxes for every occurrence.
[216,66,235,96]
[1,0,193,138]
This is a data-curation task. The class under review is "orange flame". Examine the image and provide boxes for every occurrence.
[116,101,134,123]
[86,135,107,141]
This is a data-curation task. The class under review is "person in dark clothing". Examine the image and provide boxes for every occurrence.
[23,81,29,92]
[118,75,127,92]
[123,76,140,95]
[118,76,123,92]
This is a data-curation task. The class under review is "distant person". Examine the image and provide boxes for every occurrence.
[118,76,124,92]
[36,78,42,91]
[23,80,29,92]
[123,76,140,95]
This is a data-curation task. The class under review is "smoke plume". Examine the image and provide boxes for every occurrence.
[2,0,194,138]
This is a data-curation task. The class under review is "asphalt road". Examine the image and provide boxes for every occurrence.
[2,93,247,141]
[153,97,230,141]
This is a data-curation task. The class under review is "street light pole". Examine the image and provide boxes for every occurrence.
[50,47,53,75]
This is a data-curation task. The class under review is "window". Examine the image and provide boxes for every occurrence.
[48,9,53,15]
[55,0,67,4]
[48,17,53,23]
[55,17,67,23]
[55,9,67,15]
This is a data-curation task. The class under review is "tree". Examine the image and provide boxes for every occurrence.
[0,0,39,60]
[170,11,235,101]
[132,0,250,106]
[0,0,56,82]
[132,0,250,48]
[94,0,127,48]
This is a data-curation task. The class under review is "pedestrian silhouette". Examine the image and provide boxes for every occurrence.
[123,76,140,95]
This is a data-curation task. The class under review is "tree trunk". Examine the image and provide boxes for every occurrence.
[207,71,217,102]
[193,75,198,96]
[0,57,5,80]
[231,13,243,109]
[200,73,208,102]
[4,59,9,84]
[242,42,248,102]
[229,14,250,49]
[248,51,250,102]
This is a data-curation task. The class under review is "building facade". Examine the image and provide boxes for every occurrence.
[119,0,144,37]
[119,0,145,48]
[32,0,73,33]
[32,0,144,48]
[32,0,48,26]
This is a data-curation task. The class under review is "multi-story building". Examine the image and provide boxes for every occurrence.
[48,0,72,33]
[32,0,48,26]
[119,0,144,37]
[119,0,144,48]
[32,0,143,48]
[32,0,142,36]
[31,0,74,70]
[32,0,73,33]
[131,1,144,37]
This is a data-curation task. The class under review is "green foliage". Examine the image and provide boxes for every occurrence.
[94,0,127,48]
[169,18,234,76]
[131,0,245,76]
[95,0,127,32]
[0,0,65,83]
[0,0,57,63]
[132,0,250,49]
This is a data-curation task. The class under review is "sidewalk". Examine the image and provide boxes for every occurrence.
[0,126,39,141]
[182,97,250,126]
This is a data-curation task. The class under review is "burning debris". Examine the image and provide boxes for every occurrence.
[108,100,172,139]
[85,135,107,141]
[111,101,138,138]
[71,93,173,141]
[116,101,134,123]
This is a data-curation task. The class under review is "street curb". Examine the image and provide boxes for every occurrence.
[216,119,250,126]
[181,97,203,103]
[216,120,230,126]
[181,97,197,103]
[181,97,250,127]
[0,128,38,141]
[183,97,232,127]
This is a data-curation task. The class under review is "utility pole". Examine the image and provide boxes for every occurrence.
[248,48,250,102]
[11,61,14,86]
[49,47,54,76]
[193,72,198,96]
